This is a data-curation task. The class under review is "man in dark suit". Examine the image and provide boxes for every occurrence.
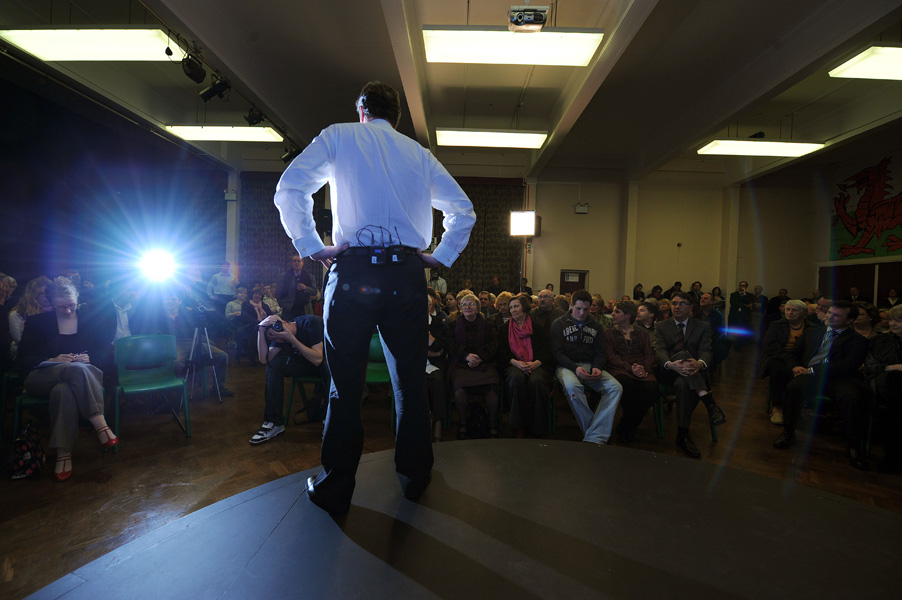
[655,291,727,457]
[845,287,870,304]
[728,280,754,350]
[772,301,872,469]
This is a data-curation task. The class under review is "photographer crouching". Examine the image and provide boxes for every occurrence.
[249,313,330,445]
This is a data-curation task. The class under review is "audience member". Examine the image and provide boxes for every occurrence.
[687,281,703,304]
[262,283,282,316]
[846,286,870,303]
[728,281,754,350]
[519,278,533,296]
[553,294,570,313]
[427,287,450,333]
[864,305,902,473]
[880,287,900,309]
[663,281,682,299]
[752,285,768,336]
[486,275,503,296]
[444,292,459,319]
[636,300,658,337]
[240,287,273,362]
[8,276,51,359]
[489,291,513,329]
[655,291,726,458]
[710,286,726,312]
[808,296,831,325]
[249,313,329,445]
[648,285,664,300]
[16,277,116,480]
[773,301,871,470]
[278,254,319,320]
[656,298,672,322]
[852,302,882,339]
[498,295,554,438]
[758,299,809,425]
[766,289,790,319]
[697,292,728,372]
[605,301,659,444]
[532,288,564,336]
[550,289,622,445]
[632,283,645,301]
[429,268,448,295]
[479,291,498,317]
[447,293,500,439]
[545,283,554,292]
[206,261,238,314]
[425,294,448,442]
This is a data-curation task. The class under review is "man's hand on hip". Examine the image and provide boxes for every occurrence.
[311,244,350,268]
[416,249,442,267]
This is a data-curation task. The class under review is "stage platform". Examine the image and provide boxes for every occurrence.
[29,439,901,599]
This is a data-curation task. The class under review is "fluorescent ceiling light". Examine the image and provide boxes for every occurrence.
[0,28,186,61]
[423,26,603,66]
[436,128,547,149]
[828,44,902,80]
[697,140,824,157]
[166,126,283,143]
[510,211,536,236]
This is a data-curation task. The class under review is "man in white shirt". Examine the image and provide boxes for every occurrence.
[274,81,475,514]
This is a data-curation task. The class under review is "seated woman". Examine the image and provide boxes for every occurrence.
[633,283,645,301]
[656,298,672,322]
[605,301,659,443]
[648,285,664,300]
[444,291,460,322]
[865,305,902,473]
[8,276,52,359]
[498,294,554,438]
[426,294,448,442]
[852,301,883,338]
[17,277,116,481]
[758,299,808,425]
[489,291,513,329]
[446,293,500,439]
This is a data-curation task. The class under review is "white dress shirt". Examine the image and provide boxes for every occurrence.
[274,119,475,267]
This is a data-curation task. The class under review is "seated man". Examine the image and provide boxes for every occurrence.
[551,289,623,445]
[552,294,569,314]
[773,301,872,470]
[478,291,498,317]
[532,288,565,336]
[262,283,282,316]
[250,313,329,445]
[697,292,728,371]
[147,291,235,397]
[655,291,726,458]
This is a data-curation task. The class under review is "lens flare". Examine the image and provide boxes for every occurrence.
[139,249,177,282]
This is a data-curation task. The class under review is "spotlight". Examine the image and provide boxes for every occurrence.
[139,249,177,282]
[181,54,206,83]
[199,76,230,102]
[244,107,265,126]
[281,147,301,163]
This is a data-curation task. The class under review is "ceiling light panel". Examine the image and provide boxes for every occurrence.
[828,44,902,80]
[423,26,603,66]
[0,28,185,61]
[165,126,283,142]
[436,128,547,149]
[697,140,824,157]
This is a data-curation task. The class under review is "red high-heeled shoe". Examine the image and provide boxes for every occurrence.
[54,455,72,481]
[96,426,119,448]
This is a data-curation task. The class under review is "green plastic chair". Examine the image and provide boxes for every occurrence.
[114,335,190,445]
[286,375,323,426]
[366,334,398,428]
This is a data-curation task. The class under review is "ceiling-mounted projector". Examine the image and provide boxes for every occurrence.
[509,5,549,32]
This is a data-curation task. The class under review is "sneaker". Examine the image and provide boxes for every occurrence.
[249,422,284,445]
[770,410,784,425]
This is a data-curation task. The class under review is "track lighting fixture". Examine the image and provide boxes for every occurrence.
[281,147,301,163]
[244,107,265,126]
[199,76,230,102]
[182,54,206,83]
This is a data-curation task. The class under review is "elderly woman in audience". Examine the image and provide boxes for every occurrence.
[605,301,659,443]
[758,299,809,425]
[852,301,883,338]
[17,277,116,481]
[499,294,554,438]
[490,291,513,329]
[865,304,902,473]
[446,292,500,439]
[8,276,52,359]
[656,298,672,322]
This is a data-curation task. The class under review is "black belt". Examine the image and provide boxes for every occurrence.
[340,246,418,256]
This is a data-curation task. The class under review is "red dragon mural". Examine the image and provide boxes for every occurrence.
[832,156,902,258]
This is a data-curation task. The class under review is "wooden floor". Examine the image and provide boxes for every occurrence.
[1,344,901,600]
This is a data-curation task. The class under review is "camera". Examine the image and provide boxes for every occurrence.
[508,6,548,32]
[270,320,284,333]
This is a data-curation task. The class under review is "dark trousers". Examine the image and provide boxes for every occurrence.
[874,370,902,458]
[657,357,710,429]
[782,373,872,440]
[425,368,446,421]
[505,364,553,435]
[263,352,330,426]
[312,253,432,512]
[766,356,795,409]
[614,374,659,433]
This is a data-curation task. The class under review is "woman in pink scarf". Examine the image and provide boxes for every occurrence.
[498,294,554,437]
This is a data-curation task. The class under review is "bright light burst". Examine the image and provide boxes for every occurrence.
[139,249,177,282]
